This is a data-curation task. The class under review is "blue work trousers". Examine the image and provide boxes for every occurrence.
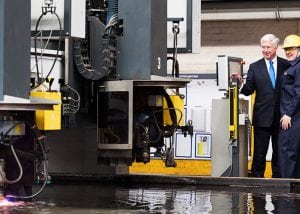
[278,120,300,178]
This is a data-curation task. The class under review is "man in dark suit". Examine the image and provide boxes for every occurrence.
[233,34,290,178]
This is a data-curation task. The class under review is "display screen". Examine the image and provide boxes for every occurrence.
[229,58,243,77]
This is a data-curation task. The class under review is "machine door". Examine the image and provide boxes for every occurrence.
[97,80,133,150]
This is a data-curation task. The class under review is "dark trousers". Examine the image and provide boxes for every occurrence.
[251,125,279,178]
[278,120,300,178]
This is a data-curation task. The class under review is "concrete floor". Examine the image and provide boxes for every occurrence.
[1,174,300,213]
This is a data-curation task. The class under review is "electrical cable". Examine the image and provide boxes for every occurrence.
[135,124,147,134]
[152,106,183,146]
[62,84,81,115]
[153,107,183,128]
[0,122,24,146]
[31,29,54,81]
[162,89,177,125]
[167,57,179,78]
[169,88,185,100]
[0,145,23,184]
[33,13,46,83]
[222,140,234,177]
[32,10,62,90]
[152,89,178,138]
[148,121,162,144]
[105,13,118,31]
[170,22,180,77]
[0,122,25,184]
[3,123,49,200]
[105,0,118,24]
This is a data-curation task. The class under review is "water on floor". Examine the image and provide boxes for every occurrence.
[1,183,300,213]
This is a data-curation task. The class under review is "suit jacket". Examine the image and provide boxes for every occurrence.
[241,56,290,127]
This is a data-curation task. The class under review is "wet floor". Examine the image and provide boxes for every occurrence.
[1,182,300,213]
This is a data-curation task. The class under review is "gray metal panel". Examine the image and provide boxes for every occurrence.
[211,99,231,177]
[47,128,118,175]
[238,99,249,177]
[0,0,3,100]
[0,0,31,101]
[151,0,167,76]
[117,0,167,80]
[212,98,249,177]
[239,125,248,177]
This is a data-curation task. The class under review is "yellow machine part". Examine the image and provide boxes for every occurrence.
[30,91,61,130]
[130,159,211,176]
[229,84,238,140]
[163,95,185,126]
[129,159,272,177]
[130,92,275,178]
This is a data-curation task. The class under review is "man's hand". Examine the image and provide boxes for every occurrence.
[280,114,291,130]
[230,73,243,88]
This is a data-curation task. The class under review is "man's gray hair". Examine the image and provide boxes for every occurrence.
[260,34,280,47]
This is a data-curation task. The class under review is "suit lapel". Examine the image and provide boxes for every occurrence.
[260,59,273,89]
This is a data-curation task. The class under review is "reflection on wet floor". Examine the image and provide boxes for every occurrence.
[1,183,300,213]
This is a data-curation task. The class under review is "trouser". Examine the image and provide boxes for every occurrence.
[251,125,279,178]
[278,120,300,178]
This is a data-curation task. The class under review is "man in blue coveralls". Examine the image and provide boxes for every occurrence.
[278,34,300,178]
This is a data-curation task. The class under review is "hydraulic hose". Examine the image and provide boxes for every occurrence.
[0,145,23,184]
[32,10,63,90]
[5,123,49,201]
